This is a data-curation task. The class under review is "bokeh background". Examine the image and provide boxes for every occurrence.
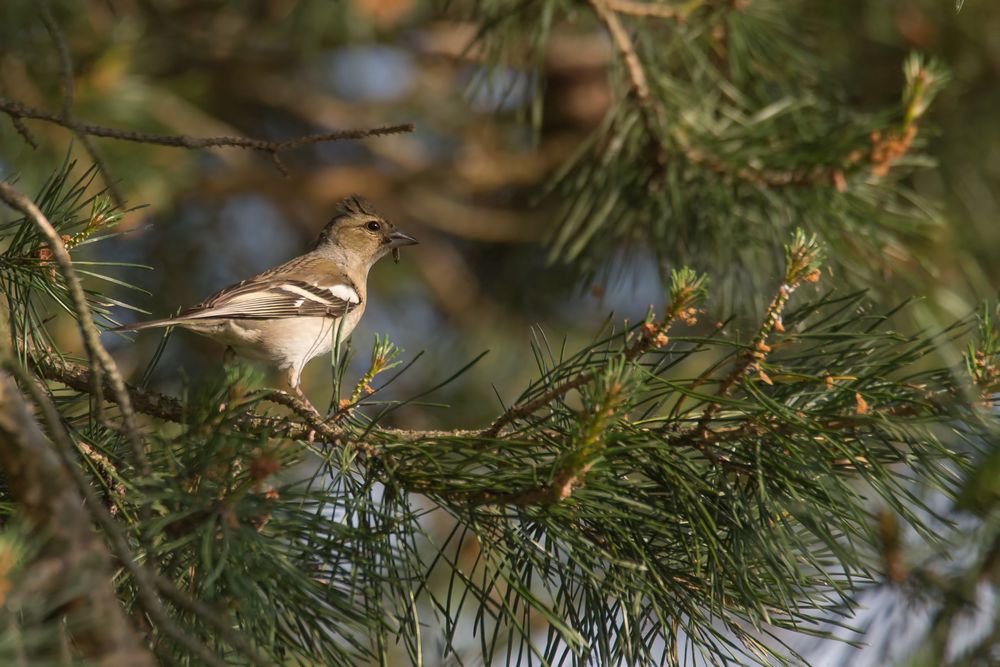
[2,0,998,429]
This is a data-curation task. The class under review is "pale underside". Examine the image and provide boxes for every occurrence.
[178,305,365,388]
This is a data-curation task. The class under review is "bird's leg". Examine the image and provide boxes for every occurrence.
[223,345,236,366]
[292,385,320,416]
[279,367,320,416]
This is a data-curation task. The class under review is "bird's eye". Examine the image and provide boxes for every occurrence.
[365,221,382,232]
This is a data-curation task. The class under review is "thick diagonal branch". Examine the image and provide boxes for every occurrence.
[0,372,155,666]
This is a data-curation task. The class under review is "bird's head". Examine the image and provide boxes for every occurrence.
[313,196,417,265]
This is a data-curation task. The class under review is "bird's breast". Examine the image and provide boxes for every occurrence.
[239,308,364,367]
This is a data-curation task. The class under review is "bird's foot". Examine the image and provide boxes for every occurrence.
[291,385,321,416]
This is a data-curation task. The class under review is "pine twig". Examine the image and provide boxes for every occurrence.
[586,0,889,190]
[694,288,789,430]
[0,98,414,176]
[34,356,485,446]
[0,181,150,478]
[9,114,38,148]
[33,354,350,444]
[7,361,266,667]
[588,0,669,173]
[483,268,706,437]
[33,354,183,421]
[697,230,824,431]
[463,379,625,506]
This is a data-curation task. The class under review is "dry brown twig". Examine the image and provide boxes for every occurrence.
[587,0,671,172]
[0,98,414,177]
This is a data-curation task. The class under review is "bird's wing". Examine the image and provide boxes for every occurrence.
[178,257,361,321]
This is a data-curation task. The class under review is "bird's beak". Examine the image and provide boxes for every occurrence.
[388,231,418,247]
[388,231,417,263]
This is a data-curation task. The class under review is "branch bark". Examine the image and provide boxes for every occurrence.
[34,355,479,446]
[33,354,379,449]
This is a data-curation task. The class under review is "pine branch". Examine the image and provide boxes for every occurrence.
[483,268,707,436]
[0,370,155,666]
[0,98,415,176]
[586,0,846,189]
[34,353,334,439]
[33,355,457,450]
[5,359,267,667]
[0,180,150,478]
[34,353,184,420]
[697,230,823,430]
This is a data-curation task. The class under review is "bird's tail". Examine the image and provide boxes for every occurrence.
[109,317,179,333]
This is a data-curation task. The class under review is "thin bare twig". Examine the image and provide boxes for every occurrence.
[9,114,38,148]
[0,98,414,176]
[0,180,150,478]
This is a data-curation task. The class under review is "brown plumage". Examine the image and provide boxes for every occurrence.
[114,196,417,410]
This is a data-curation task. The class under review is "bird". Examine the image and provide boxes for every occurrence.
[112,195,417,411]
